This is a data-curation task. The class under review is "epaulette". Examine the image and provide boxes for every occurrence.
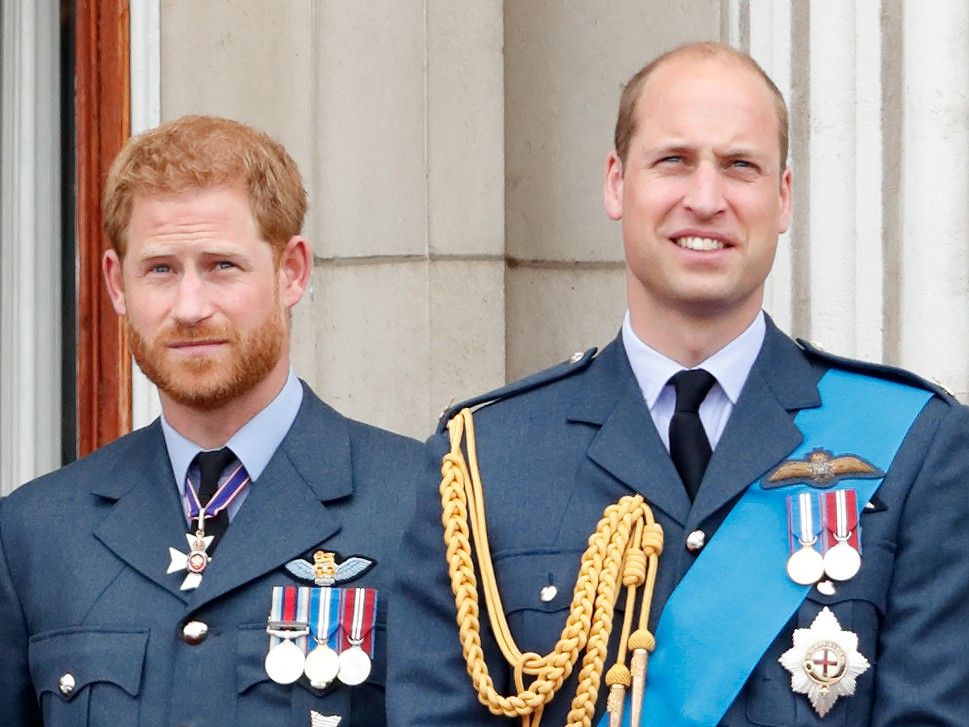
[796,338,955,401]
[437,347,597,432]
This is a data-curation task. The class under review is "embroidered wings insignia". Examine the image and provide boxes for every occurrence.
[285,550,375,586]
[310,711,341,727]
[765,448,883,489]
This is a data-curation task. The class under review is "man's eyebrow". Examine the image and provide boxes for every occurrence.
[643,143,696,158]
[719,146,767,160]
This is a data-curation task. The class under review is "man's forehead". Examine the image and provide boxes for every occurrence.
[639,53,774,109]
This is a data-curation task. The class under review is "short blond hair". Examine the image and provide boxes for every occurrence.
[103,115,308,256]
[614,42,789,171]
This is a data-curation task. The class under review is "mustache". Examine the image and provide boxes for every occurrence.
[155,323,238,346]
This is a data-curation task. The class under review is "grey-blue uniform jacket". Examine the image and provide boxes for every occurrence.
[0,384,423,727]
[387,319,969,726]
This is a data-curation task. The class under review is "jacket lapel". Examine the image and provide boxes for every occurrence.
[569,337,691,527]
[688,320,822,528]
[186,388,351,611]
[91,422,193,603]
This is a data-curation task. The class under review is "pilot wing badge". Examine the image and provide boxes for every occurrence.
[310,711,341,727]
[285,550,375,586]
[766,448,883,489]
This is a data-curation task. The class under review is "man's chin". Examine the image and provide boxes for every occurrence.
[161,384,241,411]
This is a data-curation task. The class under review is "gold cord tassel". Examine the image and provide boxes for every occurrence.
[605,664,631,727]
[440,409,664,727]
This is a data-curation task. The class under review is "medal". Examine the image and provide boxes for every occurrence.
[166,516,214,591]
[338,645,371,686]
[337,587,377,686]
[822,489,862,581]
[786,492,824,585]
[265,638,306,685]
[167,464,250,589]
[779,607,870,717]
[265,586,310,685]
[304,587,341,689]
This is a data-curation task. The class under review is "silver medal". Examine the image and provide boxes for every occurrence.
[265,638,306,685]
[823,541,861,581]
[337,645,372,686]
[787,544,825,586]
[304,644,341,689]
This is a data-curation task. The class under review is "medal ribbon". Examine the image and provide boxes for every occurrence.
[340,587,378,656]
[605,369,932,727]
[823,488,860,550]
[268,585,306,650]
[185,463,250,520]
[308,587,342,652]
[787,491,822,555]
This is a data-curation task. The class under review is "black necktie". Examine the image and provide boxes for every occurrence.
[669,369,717,501]
[194,447,237,552]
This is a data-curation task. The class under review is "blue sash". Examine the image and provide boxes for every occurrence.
[597,369,932,727]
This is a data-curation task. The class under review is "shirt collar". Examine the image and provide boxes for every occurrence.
[621,310,765,408]
[161,368,304,492]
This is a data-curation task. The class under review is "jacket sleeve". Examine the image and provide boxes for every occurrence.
[0,497,42,726]
[386,438,507,727]
[871,399,969,725]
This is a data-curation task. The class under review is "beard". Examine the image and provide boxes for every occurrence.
[127,309,286,411]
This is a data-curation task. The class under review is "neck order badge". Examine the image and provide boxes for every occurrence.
[601,370,931,727]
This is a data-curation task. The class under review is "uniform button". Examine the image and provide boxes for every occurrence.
[539,585,558,602]
[182,620,209,645]
[58,673,75,696]
[685,530,706,552]
[569,351,584,364]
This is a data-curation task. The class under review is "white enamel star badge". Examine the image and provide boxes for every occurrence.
[310,711,341,726]
[779,607,870,717]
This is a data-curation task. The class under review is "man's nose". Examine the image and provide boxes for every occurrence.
[171,270,214,324]
[682,161,727,219]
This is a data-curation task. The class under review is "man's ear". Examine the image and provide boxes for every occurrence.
[102,249,127,315]
[603,151,624,221]
[778,166,793,234]
[278,236,312,307]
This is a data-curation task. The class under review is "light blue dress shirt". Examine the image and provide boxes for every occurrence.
[161,368,304,523]
[621,311,766,452]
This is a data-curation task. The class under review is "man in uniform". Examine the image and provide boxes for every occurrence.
[0,116,422,726]
[388,43,969,726]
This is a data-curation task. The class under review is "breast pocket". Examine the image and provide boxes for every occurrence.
[28,627,148,727]
[743,539,895,727]
[495,551,591,660]
[235,622,387,726]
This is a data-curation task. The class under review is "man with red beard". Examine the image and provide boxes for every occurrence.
[0,116,423,726]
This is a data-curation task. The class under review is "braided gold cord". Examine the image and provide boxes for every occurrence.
[440,409,663,727]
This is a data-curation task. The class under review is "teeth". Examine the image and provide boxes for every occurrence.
[676,236,725,251]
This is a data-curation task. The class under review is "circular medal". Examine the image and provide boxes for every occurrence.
[823,541,861,581]
[337,645,372,686]
[787,545,825,586]
[187,550,208,574]
[264,638,305,685]
[304,644,340,689]
[802,639,848,686]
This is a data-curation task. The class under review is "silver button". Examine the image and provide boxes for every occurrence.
[569,351,584,364]
[182,620,209,645]
[816,580,837,596]
[685,530,706,552]
[58,673,75,696]
[539,585,558,602]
